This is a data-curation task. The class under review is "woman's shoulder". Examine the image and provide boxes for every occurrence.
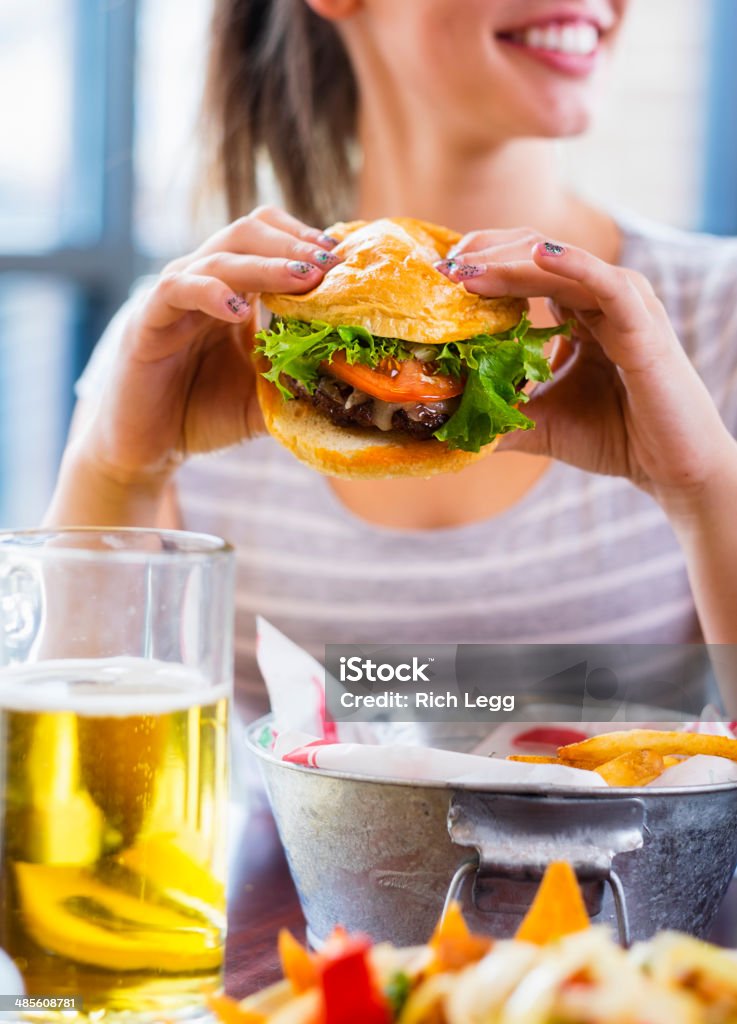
[616,208,737,296]
[615,209,737,431]
[616,209,737,354]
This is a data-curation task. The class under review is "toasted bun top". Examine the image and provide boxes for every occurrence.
[261,217,527,344]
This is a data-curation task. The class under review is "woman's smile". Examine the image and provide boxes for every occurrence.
[497,20,601,77]
[495,3,617,78]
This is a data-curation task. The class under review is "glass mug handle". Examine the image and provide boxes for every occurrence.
[0,946,26,1021]
[0,562,42,664]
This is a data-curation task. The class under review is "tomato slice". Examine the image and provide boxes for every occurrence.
[322,351,464,403]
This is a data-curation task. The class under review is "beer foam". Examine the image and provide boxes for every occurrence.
[0,657,229,715]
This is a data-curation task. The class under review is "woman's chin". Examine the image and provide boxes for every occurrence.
[480,40,609,140]
[512,91,600,140]
[544,107,595,138]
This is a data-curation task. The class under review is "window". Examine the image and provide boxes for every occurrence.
[134,0,214,257]
[0,278,77,525]
[1,0,79,250]
[561,0,710,230]
[0,1,141,525]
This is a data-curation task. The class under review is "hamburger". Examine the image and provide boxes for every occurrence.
[254,217,566,479]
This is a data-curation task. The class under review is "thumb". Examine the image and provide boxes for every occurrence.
[233,318,268,439]
[548,333,577,373]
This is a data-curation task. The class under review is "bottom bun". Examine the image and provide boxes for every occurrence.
[255,371,498,480]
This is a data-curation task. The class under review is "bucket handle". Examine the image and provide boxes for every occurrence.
[445,790,646,947]
[441,853,632,946]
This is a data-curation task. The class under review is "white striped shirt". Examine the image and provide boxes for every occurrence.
[79,211,737,714]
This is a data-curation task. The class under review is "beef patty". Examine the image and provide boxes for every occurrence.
[281,373,459,441]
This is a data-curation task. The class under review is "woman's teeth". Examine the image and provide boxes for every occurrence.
[514,22,599,56]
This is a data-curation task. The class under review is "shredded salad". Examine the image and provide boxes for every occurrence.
[210,862,737,1024]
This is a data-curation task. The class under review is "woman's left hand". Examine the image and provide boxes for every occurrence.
[438,229,737,521]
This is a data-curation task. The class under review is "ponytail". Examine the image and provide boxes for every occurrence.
[201,0,358,227]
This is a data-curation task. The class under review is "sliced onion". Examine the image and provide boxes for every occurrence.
[408,344,440,362]
[345,388,371,410]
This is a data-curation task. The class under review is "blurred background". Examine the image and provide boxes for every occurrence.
[1,0,736,527]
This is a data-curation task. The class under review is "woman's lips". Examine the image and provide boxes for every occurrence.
[496,19,603,77]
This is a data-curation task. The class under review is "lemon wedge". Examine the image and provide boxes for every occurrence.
[117,835,224,909]
[14,862,222,972]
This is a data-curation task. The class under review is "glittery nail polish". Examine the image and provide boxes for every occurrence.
[226,294,249,315]
[313,249,340,267]
[450,262,485,279]
[287,260,317,276]
[317,233,339,249]
[542,241,565,256]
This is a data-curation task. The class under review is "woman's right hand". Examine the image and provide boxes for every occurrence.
[72,205,341,488]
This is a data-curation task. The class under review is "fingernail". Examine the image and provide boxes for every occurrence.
[317,233,339,249]
[434,259,456,277]
[447,261,485,280]
[227,294,250,315]
[287,260,318,276]
[540,241,565,256]
[312,249,341,268]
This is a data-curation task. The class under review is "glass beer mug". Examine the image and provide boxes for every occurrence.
[0,529,234,1022]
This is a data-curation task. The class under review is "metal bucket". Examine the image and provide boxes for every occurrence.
[246,716,737,946]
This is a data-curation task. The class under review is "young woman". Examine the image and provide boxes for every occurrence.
[48,0,737,713]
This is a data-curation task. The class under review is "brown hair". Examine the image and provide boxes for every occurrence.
[202,0,358,228]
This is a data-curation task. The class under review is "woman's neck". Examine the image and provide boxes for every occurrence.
[354,107,617,259]
[359,133,556,228]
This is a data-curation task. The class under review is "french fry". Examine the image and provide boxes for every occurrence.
[506,754,593,771]
[507,755,564,764]
[558,730,737,767]
[514,862,590,945]
[594,749,665,787]
[662,754,688,768]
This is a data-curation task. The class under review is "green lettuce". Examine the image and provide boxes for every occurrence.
[255,314,570,453]
[385,971,411,1017]
[255,319,411,400]
[433,317,568,452]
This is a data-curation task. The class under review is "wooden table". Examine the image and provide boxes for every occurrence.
[225,795,737,999]
[226,794,306,997]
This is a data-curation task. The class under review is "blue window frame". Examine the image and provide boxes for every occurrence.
[702,0,737,235]
[0,0,151,526]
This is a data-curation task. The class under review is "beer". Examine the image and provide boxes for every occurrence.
[0,657,229,1021]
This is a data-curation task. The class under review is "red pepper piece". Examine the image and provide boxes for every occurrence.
[318,935,391,1024]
